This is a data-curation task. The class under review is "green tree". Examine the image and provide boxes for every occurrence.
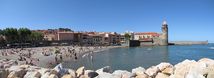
[18,28,31,43]
[30,31,43,41]
[0,29,6,47]
[124,33,131,40]
[2,28,19,43]
[0,29,2,35]
[30,31,44,46]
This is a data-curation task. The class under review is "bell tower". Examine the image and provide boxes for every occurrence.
[161,19,168,45]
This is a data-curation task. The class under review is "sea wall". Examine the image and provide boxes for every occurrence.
[170,41,208,45]
[1,58,214,78]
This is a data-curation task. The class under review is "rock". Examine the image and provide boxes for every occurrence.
[7,66,27,78]
[7,71,18,78]
[79,75,88,78]
[38,68,50,76]
[173,59,197,78]
[49,74,58,78]
[198,58,214,66]
[53,63,68,77]
[68,69,76,77]
[24,71,41,78]
[96,66,112,74]
[112,70,134,78]
[61,74,74,78]
[132,67,145,76]
[95,72,114,78]
[205,65,214,78]
[50,69,58,75]
[162,67,174,75]
[8,66,21,72]
[102,66,112,73]
[41,72,51,78]
[135,73,149,78]
[20,65,30,69]
[155,73,169,78]
[207,72,214,78]
[76,66,85,77]
[185,72,205,78]
[156,63,173,71]
[145,66,160,77]
[87,71,98,78]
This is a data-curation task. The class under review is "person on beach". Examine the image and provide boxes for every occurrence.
[55,55,58,62]
[59,54,63,61]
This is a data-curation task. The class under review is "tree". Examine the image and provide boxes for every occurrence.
[18,28,31,43]
[59,28,73,32]
[0,29,6,47]
[2,28,19,43]
[30,31,43,41]
[124,33,131,40]
[0,29,2,35]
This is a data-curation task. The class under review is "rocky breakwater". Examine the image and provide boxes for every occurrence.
[1,58,214,78]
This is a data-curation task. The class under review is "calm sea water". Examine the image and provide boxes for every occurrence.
[62,43,214,71]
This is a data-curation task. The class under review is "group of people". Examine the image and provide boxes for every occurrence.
[0,45,108,67]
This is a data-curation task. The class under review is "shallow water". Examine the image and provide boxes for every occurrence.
[62,43,214,71]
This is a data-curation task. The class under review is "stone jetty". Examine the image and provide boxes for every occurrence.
[1,58,214,78]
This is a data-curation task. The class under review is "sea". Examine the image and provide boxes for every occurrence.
[62,43,214,71]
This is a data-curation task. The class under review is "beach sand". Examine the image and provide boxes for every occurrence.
[0,46,121,68]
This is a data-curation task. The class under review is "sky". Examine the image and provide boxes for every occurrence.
[0,0,214,42]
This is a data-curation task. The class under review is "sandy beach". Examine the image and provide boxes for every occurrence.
[0,46,121,68]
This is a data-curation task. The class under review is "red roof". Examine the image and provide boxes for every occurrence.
[135,32,160,37]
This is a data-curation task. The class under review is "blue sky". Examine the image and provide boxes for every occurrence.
[0,0,214,42]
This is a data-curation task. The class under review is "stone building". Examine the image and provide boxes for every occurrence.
[57,32,74,41]
[133,20,169,46]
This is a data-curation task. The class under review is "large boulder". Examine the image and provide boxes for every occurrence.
[112,70,134,78]
[84,70,98,78]
[7,66,27,78]
[95,72,114,78]
[205,65,214,78]
[7,71,18,78]
[76,66,85,77]
[53,63,68,77]
[68,69,76,77]
[145,66,160,77]
[135,73,149,78]
[49,74,58,78]
[61,74,74,78]
[38,68,50,76]
[162,67,174,75]
[96,66,112,74]
[173,59,197,78]
[173,59,208,78]
[156,63,173,71]
[198,58,214,67]
[41,72,51,78]
[155,73,169,78]
[24,71,41,78]
[132,67,145,76]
